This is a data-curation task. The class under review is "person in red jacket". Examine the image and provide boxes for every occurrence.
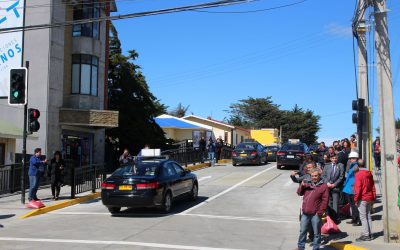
[295,168,329,250]
[354,160,376,242]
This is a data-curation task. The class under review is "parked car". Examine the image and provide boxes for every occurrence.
[264,145,279,162]
[101,158,198,214]
[276,142,309,169]
[232,141,267,166]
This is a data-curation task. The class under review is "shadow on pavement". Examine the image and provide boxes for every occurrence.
[321,232,349,245]
[0,214,15,220]
[110,196,209,218]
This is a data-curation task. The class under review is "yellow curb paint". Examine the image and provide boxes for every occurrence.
[328,242,369,250]
[20,192,101,219]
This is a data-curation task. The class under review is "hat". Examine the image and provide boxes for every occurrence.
[348,151,359,159]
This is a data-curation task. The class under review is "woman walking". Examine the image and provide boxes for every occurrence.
[48,151,65,200]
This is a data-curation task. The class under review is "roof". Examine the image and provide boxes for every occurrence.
[183,115,250,133]
[155,115,212,130]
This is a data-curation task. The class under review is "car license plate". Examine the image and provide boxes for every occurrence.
[287,155,294,159]
[268,152,272,155]
[118,185,132,191]
[240,153,247,156]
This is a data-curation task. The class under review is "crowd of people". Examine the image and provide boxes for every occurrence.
[292,137,377,250]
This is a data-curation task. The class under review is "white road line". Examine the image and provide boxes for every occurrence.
[284,179,293,187]
[198,176,212,182]
[0,237,245,250]
[180,165,276,215]
[177,213,297,224]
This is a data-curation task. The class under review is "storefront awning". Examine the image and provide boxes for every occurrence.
[0,119,23,139]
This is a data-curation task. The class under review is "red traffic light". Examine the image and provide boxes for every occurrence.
[28,108,40,133]
[29,109,40,119]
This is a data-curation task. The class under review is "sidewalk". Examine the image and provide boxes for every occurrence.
[327,170,400,250]
[0,185,99,226]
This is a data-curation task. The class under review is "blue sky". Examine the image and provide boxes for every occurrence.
[113,0,400,144]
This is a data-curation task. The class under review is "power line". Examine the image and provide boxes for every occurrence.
[192,0,307,14]
[0,0,255,34]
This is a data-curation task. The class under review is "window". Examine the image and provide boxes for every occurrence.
[73,1,101,39]
[72,54,98,96]
[162,163,177,177]
[172,163,183,175]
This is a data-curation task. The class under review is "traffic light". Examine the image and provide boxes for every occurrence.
[352,98,365,130]
[8,68,27,105]
[28,108,40,133]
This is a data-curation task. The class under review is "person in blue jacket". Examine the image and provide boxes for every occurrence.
[28,148,48,201]
[343,151,361,225]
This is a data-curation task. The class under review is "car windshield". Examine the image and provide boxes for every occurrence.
[236,143,256,150]
[281,144,303,151]
[265,146,278,151]
[111,162,158,177]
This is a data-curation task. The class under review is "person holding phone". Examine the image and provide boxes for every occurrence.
[28,148,48,201]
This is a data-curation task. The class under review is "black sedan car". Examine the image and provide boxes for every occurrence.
[101,159,198,214]
[232,141,267,166]
[264,145,279,162]
[276,143,309,169]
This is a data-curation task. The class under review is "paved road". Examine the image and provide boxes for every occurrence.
[0,163,335,250]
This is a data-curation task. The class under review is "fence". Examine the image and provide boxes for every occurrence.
[0,161,107,199]
[162,143,233,167]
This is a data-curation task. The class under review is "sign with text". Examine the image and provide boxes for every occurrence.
[0,0,24,97]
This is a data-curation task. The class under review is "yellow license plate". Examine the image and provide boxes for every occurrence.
[240,153,247,156]
[119,185,132,191]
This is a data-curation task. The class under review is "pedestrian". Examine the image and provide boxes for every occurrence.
[215,136,224,163]
[28,148,48,201]
[299,154,314,176]
[119,148,133,165]
[322,154,345,223]
[207,138,216,166]
[373,138,381,171]
[295,168,329,250]
[350,135,357,150]
[199,136,206,163]
[316,142,327,167]
[354,159,376,241]
[342,152,361,226]
[47,151,65,200]
[291,162,314,183]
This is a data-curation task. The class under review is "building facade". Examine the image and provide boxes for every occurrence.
[0,0,118,165]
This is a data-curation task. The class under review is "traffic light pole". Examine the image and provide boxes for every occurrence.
[21,61,29,204]
[373,0,400,242]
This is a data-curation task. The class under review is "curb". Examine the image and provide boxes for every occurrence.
[328,242,369,250]
[20,192,101,219]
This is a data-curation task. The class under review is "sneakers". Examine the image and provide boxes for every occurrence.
[356,235,372,242]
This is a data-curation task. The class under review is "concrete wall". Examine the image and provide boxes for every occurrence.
[0,138,16,164]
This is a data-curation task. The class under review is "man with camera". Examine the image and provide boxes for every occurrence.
[295,168,329,250]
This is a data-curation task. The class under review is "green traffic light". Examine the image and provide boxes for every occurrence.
[13,91,20,98]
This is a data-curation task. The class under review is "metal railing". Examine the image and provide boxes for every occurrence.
[68,161,107,199]
[0,163,23,195]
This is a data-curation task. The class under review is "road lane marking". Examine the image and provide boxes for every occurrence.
[180,164,276,215]
[198,176,212,182]
[178,213,298,224]
[284,179,293,187]
[0,237,245,250]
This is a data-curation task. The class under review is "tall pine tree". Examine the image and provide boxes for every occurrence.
[108,23,167,154]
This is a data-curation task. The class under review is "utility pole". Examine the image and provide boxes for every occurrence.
[373,0,400,242]
[353,0,370,165]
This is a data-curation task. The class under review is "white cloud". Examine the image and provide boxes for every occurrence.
[324,23,353,38]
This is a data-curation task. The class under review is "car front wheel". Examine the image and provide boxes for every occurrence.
[108,207,121,214]
[190,182,198,201]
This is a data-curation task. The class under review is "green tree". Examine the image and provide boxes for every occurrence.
[108,23,167,154]
[169,103,190,118]
[396,118,400,129]
[226,98,320,145]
